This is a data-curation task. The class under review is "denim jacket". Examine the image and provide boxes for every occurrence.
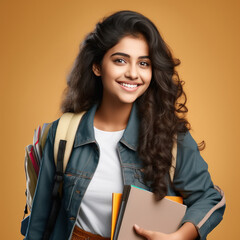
[25,104,225,240]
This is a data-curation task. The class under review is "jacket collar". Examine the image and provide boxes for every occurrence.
[74,103,139,151]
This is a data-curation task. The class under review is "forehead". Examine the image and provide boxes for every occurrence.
[106,35,149,56]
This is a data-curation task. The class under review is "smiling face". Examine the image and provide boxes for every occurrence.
[92,34,152,106]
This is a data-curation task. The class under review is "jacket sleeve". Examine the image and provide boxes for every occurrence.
[173,132,226,240]
[24,120,58,240]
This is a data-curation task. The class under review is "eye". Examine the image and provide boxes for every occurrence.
[113,58,126,64]
[139,61,150,67]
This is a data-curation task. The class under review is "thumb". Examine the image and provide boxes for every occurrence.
[133,224,153,239]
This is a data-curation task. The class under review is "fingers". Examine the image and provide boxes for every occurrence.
[134,224,154,239]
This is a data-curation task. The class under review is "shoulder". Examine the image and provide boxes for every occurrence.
[44,110,90,147]
[43,118,60,146]
[49,119,60,135]
[177,131,198,151]
[175,131,208,174]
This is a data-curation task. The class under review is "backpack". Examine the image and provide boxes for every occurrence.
[21,112,86,238]
[21,111,177,238]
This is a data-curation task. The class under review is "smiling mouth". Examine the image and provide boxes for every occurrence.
[119,82,139,89]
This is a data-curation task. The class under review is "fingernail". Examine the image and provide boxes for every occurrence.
[134,224,140,230]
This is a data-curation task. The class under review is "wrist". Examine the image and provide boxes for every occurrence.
[173,222,199,240]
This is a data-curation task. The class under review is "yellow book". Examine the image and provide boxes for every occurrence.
[111,193,122,240]
[165,196,183,204]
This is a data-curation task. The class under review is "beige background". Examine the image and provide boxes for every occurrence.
[1,0,239,239]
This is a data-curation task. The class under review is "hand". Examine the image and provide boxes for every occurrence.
[133,222,198,240]
[133,224,176,240]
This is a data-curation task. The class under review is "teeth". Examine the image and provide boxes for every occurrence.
[120,83,138,88]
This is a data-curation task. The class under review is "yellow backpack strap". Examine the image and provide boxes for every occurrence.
[169,136,177,182]
[54,112,86,172]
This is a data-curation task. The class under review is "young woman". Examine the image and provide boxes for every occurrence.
[25,10,225,240]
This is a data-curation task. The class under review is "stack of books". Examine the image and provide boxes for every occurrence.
[111,185,186,240]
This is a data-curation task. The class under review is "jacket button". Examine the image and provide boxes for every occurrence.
[76,190,81,194]
[69,217,76,221]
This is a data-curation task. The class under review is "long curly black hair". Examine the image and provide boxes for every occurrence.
[61,10,194,200]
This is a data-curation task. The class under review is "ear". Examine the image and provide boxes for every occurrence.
[92,63,101,76]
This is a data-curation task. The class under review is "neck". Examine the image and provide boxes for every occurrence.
[94,99,133,131]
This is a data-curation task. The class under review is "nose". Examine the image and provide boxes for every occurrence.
[124,64,139,80]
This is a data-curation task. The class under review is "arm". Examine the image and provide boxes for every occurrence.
[173,132,225,239]
[24,121,58,240]
[134,131,225,240]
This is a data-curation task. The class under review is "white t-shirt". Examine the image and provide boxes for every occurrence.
[76,127,124,237]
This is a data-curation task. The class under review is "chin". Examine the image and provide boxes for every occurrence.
[118,96,138,105]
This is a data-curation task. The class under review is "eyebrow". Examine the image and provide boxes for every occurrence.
[110,52,150,59]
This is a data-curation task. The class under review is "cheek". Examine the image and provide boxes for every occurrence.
[141,70,152,84]
[102,66,124,82]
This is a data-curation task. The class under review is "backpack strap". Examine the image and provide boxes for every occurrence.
[169,137,177,182]
[54,112,86,172]
[43,111,85,240]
